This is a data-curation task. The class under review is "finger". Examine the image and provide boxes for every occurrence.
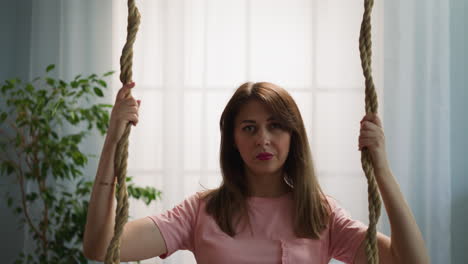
[373,115,383,128]
[359,132,384,144]
[358,138,377,150]
[359,138,382,149]
[117,82,136,100]
[361,113,382,128]
[361,120,382,131]
[116,84,131,99]
[360,113,374,123]
[124,97,139,106]
[359,130,378,137]
[122,110,139,118]
[127,113,139,126]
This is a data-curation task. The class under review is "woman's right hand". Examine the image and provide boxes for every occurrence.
[106,82,141,144]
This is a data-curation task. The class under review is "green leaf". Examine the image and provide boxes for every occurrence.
[78,79,89,85]
[0,112,7,123]
[71,151,86,165]
[97,79,107,88]
[1,80,14,93]
[50,100,63,118]
[26,192,38,202]
[59,80,67,88]
[93,87,104,97]
[98,104,113,108]
[1,84,10,94]
[70,81,78,88]
[25,84,34,93]
[5,162,15,174]
[103,70,115,77]
[46,64,55,72]
[37,89,47,97]
[15,133,21,147]
[70,111,78,123]
[7,197,13,207]
[46,77,55,86]
[81,84,90,94]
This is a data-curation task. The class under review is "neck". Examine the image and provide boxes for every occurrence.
[245,168,291,197]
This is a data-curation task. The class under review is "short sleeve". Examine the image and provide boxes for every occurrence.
[147,192,201,259]
[327,197,367,264]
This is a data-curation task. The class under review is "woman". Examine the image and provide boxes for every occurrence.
[83,82,429,263]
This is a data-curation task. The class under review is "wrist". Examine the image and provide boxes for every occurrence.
[103,135,118,150]
[369,149,390,170]
[97,178,117,186]
[373,164,394,186]
[373,159,390,171]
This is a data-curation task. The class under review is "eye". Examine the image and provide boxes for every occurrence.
[271,123,283,129]
[242,125,255,132]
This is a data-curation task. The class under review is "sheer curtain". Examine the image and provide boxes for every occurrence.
[112,0,383,263]
[382,0,451,262]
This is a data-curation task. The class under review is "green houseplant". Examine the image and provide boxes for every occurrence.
[0,64,161,264]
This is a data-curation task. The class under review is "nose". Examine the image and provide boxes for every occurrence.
[255,128,271,146]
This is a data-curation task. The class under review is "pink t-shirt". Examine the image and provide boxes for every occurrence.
[148,191,367,264]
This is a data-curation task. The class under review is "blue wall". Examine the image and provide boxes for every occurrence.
[0,0,32,262]
[450,0,468,262]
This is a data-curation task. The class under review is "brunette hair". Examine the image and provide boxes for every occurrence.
[203,82,330,239]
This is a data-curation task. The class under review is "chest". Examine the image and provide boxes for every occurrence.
[192,206,332,264]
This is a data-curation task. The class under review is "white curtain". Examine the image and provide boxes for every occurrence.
[382,0,451,263]
[25,0,451,263]
[112,0,383,263]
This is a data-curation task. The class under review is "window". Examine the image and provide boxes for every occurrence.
[111,0,383,263]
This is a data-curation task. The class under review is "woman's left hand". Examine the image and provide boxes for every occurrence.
[358,113,389,170]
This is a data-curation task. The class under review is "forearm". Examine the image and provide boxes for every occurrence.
[83,136,118,259]
[374,164,430,263]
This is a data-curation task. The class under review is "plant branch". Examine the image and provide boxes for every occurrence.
[28,112,50,258]
[5,118,48,247]
[7,154,45,243]
[38,176,49,257]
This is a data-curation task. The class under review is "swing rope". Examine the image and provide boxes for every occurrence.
[103,0,381,263]
[359,0,382,263]
[104,0,140,263]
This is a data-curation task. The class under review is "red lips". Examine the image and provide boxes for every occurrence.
[256,152,273,160]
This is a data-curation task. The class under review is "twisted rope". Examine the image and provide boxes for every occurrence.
[104,0,141,263]
[359,0,382,263]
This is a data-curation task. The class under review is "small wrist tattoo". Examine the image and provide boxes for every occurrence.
[98,179,116,186]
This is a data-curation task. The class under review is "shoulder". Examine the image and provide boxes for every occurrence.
[194,188,220,203]
[194,189,215,202]
[179,189,216,208]
[178,191,207,207]
[322,195,362,225]
[323,195,344,214]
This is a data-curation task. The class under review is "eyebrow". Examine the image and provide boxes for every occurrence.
[240,116,276,124]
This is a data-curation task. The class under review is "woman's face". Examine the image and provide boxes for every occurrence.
[233,99,291,178]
